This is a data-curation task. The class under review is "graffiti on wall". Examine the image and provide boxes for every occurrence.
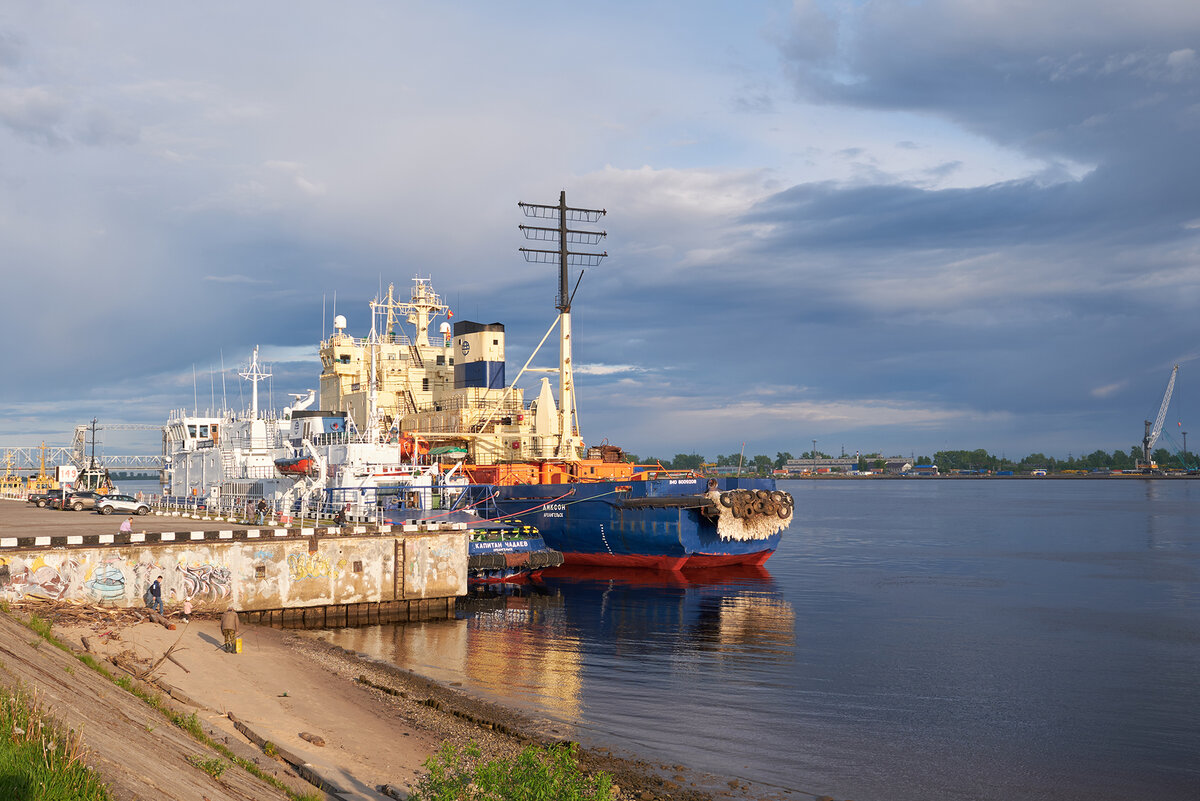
[84,561,127,602]
[287,552,332,580]
[1,557,81,600]
[286,552,349,581]
[178,562,232,601]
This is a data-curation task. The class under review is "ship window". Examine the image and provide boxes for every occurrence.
[339,354,351,364]
[449,358,454,365]
[422,378,429,391]
[436,355,445,365]
[493,339,498,345]
[199,425,209,438]
[187,425,197,438]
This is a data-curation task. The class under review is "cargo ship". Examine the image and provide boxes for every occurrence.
[314,193,792,568]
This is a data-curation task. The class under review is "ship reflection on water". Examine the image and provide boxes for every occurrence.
[319,565,795,736]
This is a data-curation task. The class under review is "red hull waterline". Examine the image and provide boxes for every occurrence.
[469,570,545,585]
[560,550,775,571]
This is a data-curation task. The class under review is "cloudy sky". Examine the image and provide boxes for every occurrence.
[3,0,1200,463]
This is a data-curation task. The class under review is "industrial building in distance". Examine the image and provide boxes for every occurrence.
[782,457,913,475]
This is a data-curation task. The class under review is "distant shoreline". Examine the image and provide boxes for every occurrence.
[775,472,1198,480]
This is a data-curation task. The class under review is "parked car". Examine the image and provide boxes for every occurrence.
[28,489,67,508]
[63,491,106,511]
[95,494,151,516]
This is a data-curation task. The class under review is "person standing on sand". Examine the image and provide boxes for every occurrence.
[181,597,192,622]
[221,607,240,652]
[148,575,164,614]
[119,516,133,534]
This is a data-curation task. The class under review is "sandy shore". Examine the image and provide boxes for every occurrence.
[45,611,771,801]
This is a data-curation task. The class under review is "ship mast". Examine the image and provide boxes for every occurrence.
[519,191,607,459]
[366,278,448,441]
[238,346,271,420]
[367,292,383,442]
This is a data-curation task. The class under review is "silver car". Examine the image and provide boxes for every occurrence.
[96,494,151,516]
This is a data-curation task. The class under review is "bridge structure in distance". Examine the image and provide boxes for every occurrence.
[2,423,164,473]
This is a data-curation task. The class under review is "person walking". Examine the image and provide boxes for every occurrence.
[147,575,164,614]
[220,607,240,653]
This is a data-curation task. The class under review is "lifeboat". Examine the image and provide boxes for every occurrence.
[274,456,316,477]
[398,433,431,460]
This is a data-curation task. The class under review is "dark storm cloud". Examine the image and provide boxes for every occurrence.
[744,170,1189,251]
[719,2,1200,451]
[781,2,1200,164]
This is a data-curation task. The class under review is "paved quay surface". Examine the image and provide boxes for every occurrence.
[0,498,263,536]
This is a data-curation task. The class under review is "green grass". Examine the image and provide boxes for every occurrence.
[187,754,228,779]
[0,685,112,800]
[410,742,613,801]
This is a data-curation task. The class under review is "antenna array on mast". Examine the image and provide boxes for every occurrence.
[519,192,608,308]
[516,191,608,459]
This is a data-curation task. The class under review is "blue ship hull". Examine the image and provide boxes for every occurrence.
[467,534,565,583]
[466,476,785,570]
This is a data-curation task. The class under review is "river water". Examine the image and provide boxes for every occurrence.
[314,479,1199,800]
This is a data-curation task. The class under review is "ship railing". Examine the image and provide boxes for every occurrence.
[220,431,286,450]
[225,465,277,480]
[308,432,351,446]
[321,334,448,350]
[413,393,524,416]
[147,489,397,529]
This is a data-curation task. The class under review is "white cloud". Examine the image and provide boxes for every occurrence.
[1091,381,1128,399]
[575,363,645,376]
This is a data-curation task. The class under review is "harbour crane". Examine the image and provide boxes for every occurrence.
[1140,365,1178,471]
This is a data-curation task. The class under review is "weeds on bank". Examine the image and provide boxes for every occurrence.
[0,685,112,800]
[10,607,322,801]
[410,742,613,801]
[188,754,228,779]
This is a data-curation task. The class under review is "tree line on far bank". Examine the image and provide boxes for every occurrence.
[623,446,1197,475]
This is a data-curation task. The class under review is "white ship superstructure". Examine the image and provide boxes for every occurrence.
[162,271,588,518]
[163,340,458,520]
[162,347,311,505]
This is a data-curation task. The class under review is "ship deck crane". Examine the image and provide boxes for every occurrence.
[1140,365,1178,471]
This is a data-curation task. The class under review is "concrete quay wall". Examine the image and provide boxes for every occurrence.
[0,511,467,624]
